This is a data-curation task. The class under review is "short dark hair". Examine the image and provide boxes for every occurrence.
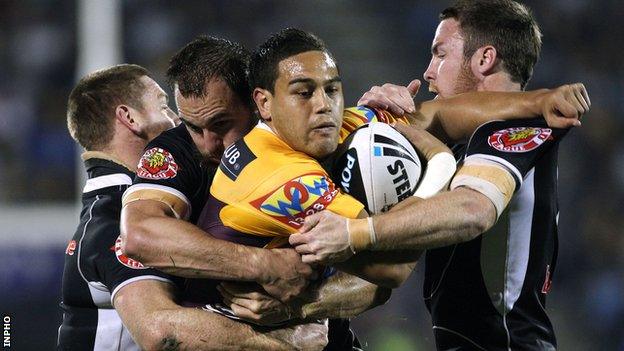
[67,64,148,150]
[167,35,251,108]
[249,28,334,93]
[441,0,542,89]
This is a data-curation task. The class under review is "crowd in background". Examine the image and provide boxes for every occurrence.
[0,0,622,349]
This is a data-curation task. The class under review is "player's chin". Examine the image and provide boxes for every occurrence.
[307,138,338,159]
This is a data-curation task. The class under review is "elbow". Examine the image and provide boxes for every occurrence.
[120,211,152,261]
[119,224,144,260]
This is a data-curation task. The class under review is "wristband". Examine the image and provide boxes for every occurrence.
[347,217,376,253]
[414,152,456,199]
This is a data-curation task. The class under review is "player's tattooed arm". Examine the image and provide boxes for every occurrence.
[113,279,327,351]
[159,337,182,351]
[219,271,392,326]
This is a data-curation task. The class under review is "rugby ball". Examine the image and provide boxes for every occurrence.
[331,123,422,214]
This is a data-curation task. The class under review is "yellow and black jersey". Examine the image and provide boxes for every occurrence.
[200,122,364,249]
[198,106,410,248]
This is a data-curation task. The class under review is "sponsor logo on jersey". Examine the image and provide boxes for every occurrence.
[488,127,552,153]
[137,147,179,179]
[219,140,256,181]
[250,173,339,228]
[112,236,147,269]
[65,240,76,256]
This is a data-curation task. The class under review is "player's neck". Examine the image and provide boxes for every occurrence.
[478,73,522,92]
[103,131,148,172]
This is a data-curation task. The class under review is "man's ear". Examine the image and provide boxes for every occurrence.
[114,105,141,135]
[253,88,272,122]
[471,45,499,77]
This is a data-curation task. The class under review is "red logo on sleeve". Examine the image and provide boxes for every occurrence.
[541,264,552,294]
[65,240,76,256]
[112,236,147,269]
[137,147,179,179]
[488,127,552,153]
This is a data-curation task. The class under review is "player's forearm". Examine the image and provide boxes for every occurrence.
[417,89,547,142]
[116,282,291,351]
[145,308,292,351]
[121,202,267,281]
[335,251,418,288]
[373,188,496,250]
[295,272,391,320]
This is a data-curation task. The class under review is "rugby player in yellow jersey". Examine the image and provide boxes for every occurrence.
[201,30,419,292]
[202,28,589,310]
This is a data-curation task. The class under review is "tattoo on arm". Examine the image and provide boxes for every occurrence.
[160,336,182,351]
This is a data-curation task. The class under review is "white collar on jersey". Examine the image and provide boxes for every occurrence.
[256,120,276,134]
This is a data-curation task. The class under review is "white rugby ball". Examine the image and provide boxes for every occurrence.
[331,123,423,214]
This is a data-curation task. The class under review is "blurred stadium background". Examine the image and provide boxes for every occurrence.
[0,0,622,349]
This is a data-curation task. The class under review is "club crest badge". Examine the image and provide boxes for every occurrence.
[137,147,179,179]
[488,127,552,153]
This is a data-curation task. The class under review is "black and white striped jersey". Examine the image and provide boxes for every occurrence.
[58,156,174,350]
[424,118,567,351]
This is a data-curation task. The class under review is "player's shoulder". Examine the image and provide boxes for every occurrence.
[218,125,320,182]
[143,124,196,160]
[136,125,200,182]
[343,106,378,123]
[148,124,193,148]
[217,131,260,183]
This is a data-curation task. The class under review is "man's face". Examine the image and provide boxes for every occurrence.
[175,78,253,164]
[135,76,177,141]
[268,50,343,159]
[423,18,479,98]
